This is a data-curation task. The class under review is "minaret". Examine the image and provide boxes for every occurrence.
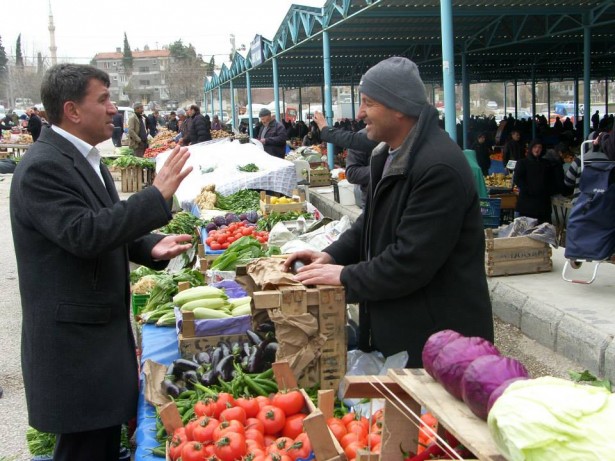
[48,0,57,65]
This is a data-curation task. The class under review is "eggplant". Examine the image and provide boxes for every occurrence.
[217,341,231,357]
[166,362,175,378]
[247,345,265,373]
[242,342,251,358]
[256,321,276,334]
[216,354,236,382]
[246,329,263,346]
[182,370,199,389]
[240,354,250,371]
[162,379,181,398]
[231,342,242,357]
[262,342,278,365]
[199,368,218,386]
[211,347,224,372]
[194,351,211,365]
[173,358,200,374]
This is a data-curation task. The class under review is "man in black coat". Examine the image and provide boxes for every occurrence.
[166,111,179,132]
[10,64,193,461]
[111,107,124,147]
[256,108,287,158]
[185,105,211,145]
[27,107,42,142]
[146,109,159,137]
[284,57,493,367]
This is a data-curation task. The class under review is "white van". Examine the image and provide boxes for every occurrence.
[116,106,135,130]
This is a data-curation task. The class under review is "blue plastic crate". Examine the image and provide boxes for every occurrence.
[480,197,501,228]
[201,227,225,255]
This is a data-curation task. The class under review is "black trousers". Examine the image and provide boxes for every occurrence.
[112,127,123,147]
[54,425,121,461]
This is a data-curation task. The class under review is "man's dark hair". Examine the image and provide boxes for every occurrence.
[190,104,201,115]
[41,64,110,125]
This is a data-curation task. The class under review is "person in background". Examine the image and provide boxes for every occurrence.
[301,130,318,146]
[211,114,222,131]
[185,105,211,145]
[502,129,523,167]
[146,109,159,138]
[176,109,191,145]
[27,107,42,142]
[513,139,557,223]
[127,103,148,157]
[10,63,193,461]
[471,132,493,176]
[256,108,287,159]
[166,111,179,133]
[284,57,493,366]
[111,106,124,147]
[313,111,379,208]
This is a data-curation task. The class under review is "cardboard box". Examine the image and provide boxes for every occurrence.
[260,189,307,216]
[252,285,347,391]
[485,229,552,276]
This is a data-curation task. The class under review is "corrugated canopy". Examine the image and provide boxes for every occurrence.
[206,0,615,90]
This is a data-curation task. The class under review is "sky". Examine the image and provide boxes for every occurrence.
[3,0,325,66]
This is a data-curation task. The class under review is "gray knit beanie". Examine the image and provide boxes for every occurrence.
[359,57,427,117]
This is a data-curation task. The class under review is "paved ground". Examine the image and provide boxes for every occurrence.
[0,158,611,459]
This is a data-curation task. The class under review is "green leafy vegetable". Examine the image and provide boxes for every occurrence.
[111,155,155,169]
[256,211,313,231]
[210,236,280,271]
[237,163,260,172]
[569,370,612,392]
[215,190,261,213]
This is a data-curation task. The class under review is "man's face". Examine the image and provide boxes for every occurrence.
[260,115,271,125]
[135,106,144,115]
[531,144,543,157]
[72,78,116,146]
[512,132,521,141]
[358,94,398,143]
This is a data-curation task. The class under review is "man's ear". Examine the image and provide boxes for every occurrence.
[63,101,80,124]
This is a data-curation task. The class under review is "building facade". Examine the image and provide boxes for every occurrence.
[92,47,171,106]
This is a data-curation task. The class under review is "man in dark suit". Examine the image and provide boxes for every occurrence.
[10,64,193,461]
[27,107,42,142]
[146,109,159,137]
[111,106,124,147]
[256,108,287,158]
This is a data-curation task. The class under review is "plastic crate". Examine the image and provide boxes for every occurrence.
[131,294,150,316]
[480,197,501,228]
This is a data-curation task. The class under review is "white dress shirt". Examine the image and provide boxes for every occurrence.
[51,125,106,185]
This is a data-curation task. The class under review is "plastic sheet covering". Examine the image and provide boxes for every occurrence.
[135,325,180,459]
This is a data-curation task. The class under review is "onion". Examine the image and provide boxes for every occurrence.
[461,355,530,420]
[422,329,463,378]
[432,336,500,400]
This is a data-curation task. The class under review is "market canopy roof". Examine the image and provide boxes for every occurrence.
[206,0,615,91]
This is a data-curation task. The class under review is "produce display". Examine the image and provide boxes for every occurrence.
[111,154,155,170]
[256,211,313,232]
[174,285,251,319]
[209,236,280,270]
[484,173,513,188]
[195,184,218,210]
[215,190,261,213]
[211,129,231,139]
[145,129,177,158]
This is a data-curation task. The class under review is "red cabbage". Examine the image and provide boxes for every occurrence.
[422,329,463,379]
[461,355,530,420]
[432,336,500,400]
[486,377,528,414]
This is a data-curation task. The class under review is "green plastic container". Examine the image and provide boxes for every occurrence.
[131,294,150,316]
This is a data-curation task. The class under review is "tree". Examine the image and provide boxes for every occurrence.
[165,40,206,103]
[15,34,24,68]
[0,35,8,102]
[122,33,133,74]
[37,52,44,76]
[208,56,216,76]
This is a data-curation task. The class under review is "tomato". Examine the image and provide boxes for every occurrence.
[366,432,381,448]
[222,242,230,249]
[372,409,384,421]
[257,236,266,244]
[210,242,222,251]
[286,433,312,461]
[271,391,304,417]
[263,434,277,447]
[255,396,271,409]
[206,237,214,246]
[326,418,347,442]
[340,432,364,449]
[281,413,306,439]
[217,392,236,409]
[214,432,247,461]
[220,405,247,425]
[341,412,358,426]
[195,399,218,418]
[185,418,198,441]
[371,442,381,454]
[245,428,266,447]
[344,440,366,460]
[181,441,208,461]
[213,419,245,440]
[242,227,253,236]
[370,421,382,435]
[264,454,292,461]
[346,420,368,440]
[168,440,186,461]
[192,416,219,444]
[226,236,236,244]
[257,405,287,436]
[267,436,294,455]
[246,417,265,433]
[236,397,261,419]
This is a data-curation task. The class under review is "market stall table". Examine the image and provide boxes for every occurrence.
[0,143,30,157]
[155,138,297,211]
[135,324,180,460]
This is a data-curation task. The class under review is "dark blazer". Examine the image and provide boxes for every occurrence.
[146,113,158,137]
[10,126,171,433]
[27,114,42,142]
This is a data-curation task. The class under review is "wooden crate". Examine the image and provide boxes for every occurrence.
[341,370,505,461]
[260,189,307,216]
[252,285,347,391]
[310,167,332,186]
[120,167,155,192]
[485,228,552,276]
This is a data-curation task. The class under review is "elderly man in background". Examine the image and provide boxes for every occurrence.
[256,108,287,159]
[127,102,148,157]
[285,57,493,366]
